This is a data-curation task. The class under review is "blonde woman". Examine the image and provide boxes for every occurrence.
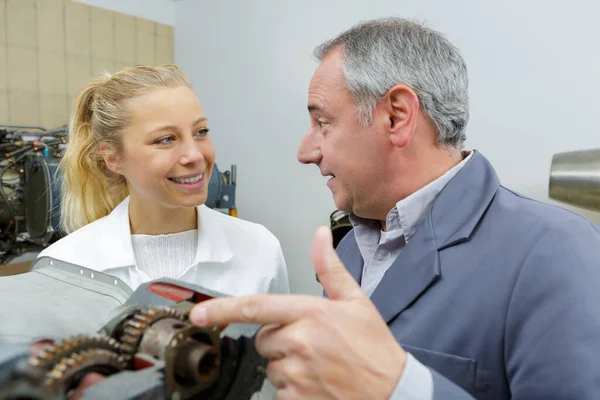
[38,65,289,298]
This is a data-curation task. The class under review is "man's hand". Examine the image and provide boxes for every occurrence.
[190,226,407,400]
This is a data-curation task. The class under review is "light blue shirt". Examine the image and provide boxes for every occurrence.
[350,151,472,399]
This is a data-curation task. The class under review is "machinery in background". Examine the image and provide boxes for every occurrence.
[0,257,266,400]
[316,209,353,284]
[549,148,600,212]
[330,209,352,249]
[0,125,68,265]
[207,164,237,217]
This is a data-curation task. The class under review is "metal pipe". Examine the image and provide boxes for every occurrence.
[1,146,33,160]
[231,164,237,185]
[549,148,600,212]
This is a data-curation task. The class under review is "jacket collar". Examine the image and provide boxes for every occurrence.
[97,197,233,271]
[342,150,501,323]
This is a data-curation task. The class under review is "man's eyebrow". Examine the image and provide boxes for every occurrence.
[308,104,322,114]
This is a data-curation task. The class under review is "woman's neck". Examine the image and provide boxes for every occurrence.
[128,197,197,235]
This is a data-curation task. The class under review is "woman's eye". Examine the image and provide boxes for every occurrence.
[195,128,210,137]
[155,136,175,145]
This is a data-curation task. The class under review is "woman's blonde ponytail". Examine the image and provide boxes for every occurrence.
[59,79,128,233]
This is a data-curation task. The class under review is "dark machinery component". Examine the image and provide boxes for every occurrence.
[206,164,237,211]
[23,156,62,240]
[0,125,68,264]
[549,148,600,212]
[329,209,352,249]
[316,210,353,284]
[0,282,267,400]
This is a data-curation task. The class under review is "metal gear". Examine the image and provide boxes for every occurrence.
[116,307,185,356]
[42,348,128,396]
[27,334,121,373]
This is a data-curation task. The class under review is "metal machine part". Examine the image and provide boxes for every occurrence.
[0,309,265,400]
[23,156,62,239]
[43,348,128,396]
[206,164,237,212]
[133,315,221,398]
[330,209,352,249]
[0,259,267,400]
[27,335,122,372]
[549,148,600,212]
[316,210,353,284]
[115,307,186,356]
[110,306,226,398]
[0,125,67,264]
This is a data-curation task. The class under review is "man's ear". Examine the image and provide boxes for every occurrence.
[381,84,420,148]
[99,143,123,175]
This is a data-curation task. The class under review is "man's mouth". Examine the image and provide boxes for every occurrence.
[168,173,204,184]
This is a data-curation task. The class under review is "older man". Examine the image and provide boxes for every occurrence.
[191,18,600,399]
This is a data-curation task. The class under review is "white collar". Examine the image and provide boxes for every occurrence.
[101,196,234,268]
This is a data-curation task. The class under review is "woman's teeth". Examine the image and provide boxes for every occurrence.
[171,174,203,184]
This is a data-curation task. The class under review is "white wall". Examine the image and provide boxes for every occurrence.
[174,0,600,295]
[73,0,174,25]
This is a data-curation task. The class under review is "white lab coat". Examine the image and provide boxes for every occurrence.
[37,196,290,297]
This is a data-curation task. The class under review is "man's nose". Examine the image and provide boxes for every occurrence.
[297,129,322,164]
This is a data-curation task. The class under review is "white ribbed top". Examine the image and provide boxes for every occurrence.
[131,229,197,280]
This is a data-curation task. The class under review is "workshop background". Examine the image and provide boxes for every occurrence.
[1,0,600,296]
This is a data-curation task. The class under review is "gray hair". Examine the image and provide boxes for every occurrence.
[314,17,469,148]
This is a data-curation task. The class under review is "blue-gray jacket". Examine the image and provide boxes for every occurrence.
[336,151,600,399]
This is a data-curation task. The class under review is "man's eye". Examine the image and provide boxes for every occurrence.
[155,136,175,145]
[195,128,210,137]
[317,120,327,128]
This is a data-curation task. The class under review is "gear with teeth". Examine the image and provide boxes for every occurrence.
[115,307,185,356]
[42,349,127,396]
[27,334,121,373]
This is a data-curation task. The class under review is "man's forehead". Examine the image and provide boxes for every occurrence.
[308,50,347,108]
[311,49,345,88]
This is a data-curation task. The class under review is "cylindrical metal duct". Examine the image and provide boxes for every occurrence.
[549,148,600,212]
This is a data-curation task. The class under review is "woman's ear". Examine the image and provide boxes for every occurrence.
[99,143,123,175]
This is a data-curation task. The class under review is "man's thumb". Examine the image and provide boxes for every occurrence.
[311,226,364,301]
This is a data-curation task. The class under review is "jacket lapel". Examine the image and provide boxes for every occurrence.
[369,151,501,323]
[336,232,364,285]
[370,215,440,323]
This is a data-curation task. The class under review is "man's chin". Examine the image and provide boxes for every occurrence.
[332,199,352,214]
